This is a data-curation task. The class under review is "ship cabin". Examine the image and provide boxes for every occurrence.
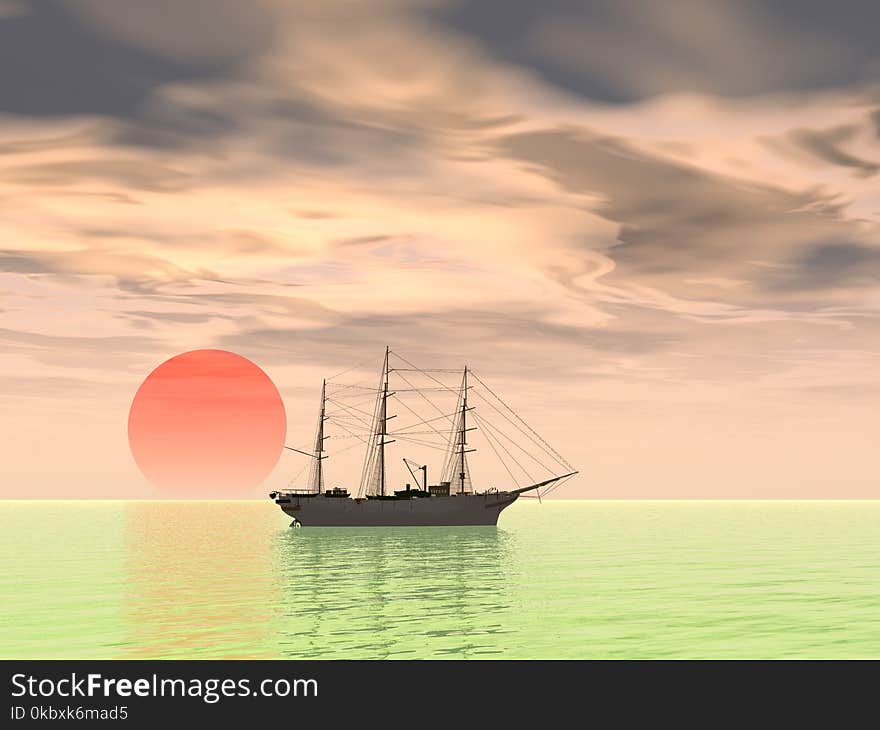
[429,482,451,497]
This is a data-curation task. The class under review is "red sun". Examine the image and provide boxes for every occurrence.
[128,349,286,496]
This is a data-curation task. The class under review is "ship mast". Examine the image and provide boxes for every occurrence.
[315,378,327,492]
[456,365,475,494]
[302,378,328,494]
[377,346,395,496]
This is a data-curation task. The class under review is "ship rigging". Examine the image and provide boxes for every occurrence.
[271,348,576,526]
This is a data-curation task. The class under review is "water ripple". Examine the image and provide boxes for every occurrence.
[1,500,879,658]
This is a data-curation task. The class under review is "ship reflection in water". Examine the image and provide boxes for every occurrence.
[272,526,515,658]
[123,502,516,659]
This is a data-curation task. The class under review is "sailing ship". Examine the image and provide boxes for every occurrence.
[269,348,577,526]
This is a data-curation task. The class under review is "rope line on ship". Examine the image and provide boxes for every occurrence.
[279,348,578,500]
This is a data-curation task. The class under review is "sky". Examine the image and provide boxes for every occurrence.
[1,0,879,498]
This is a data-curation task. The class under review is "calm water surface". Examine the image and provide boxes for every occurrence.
[1,500,878,658]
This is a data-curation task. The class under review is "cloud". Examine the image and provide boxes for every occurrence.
[217,305,679,383]
[119,310,233,325]
[5,158,195,192]
[176,292,337,320]
[492,127,879,309]
[764,241,880,291]
[62,0,274,65]
[0,326,159,368]
[435,0,878,102]
[0,1,251,117]
[0,374,123,400]
[870,108,880,137]
[0,248,210,294]
[786,124,879,176]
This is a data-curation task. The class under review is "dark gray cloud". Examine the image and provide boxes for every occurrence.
[0,251,50,275]
[217,306,676,382]
[107,97,358,155]
[871,108,880,138]
[0,1,267,118]
[434,1,638,103]
[765,242,880,291]
[493,128,851,288]
[787,125,879,176]
[102,92,430,172]
[218,300,880,390]
[107,107,242,151]
[433,0,880,102]
[265,100,429,167]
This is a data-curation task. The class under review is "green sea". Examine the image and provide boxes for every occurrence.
[1,500,878,659]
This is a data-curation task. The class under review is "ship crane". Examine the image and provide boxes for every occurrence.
[403,458,428,492]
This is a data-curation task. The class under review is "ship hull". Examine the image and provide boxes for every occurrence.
[276,492,519,527]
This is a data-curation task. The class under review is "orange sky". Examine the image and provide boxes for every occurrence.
[1,1,879,498]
